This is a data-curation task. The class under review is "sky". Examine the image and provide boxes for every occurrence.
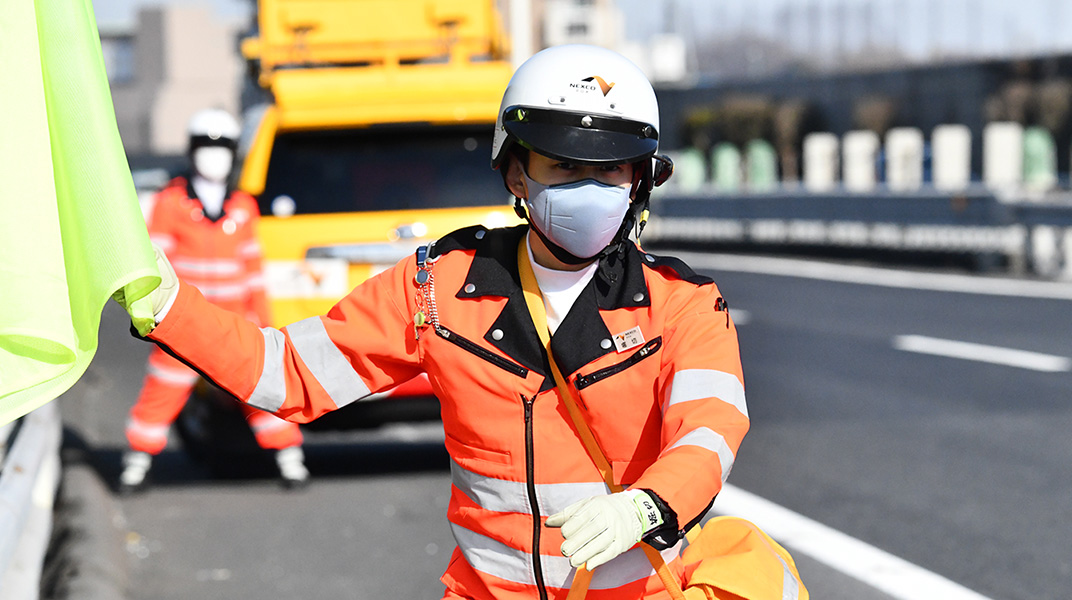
[93,0,251,29]
[616,0,1072,60]
[93,0,1072,63]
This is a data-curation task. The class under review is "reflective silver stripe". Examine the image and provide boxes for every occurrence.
[665,427,735,482]
[237,239,261,257]
[191,282,247,299]
[450,460,607,516]
[172,258,242,275]
[147,364,199,385]
[450,522,681,590]
[666,369,748,418]
[247,413,292,433]
[451,522,536,586]
[125,418,170,439]
[538,479,611,517]
[149,234,175,252]
[780,556,800,600]
[248,328,288,411]
[286,317,370,409]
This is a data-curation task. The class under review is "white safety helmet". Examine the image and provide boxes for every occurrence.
[492,44,662,168]
[492,45,672,253]
[187,108,240,153]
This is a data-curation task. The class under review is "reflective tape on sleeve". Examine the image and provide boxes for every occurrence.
[248,327,288,412]
[285,316,371,409]
[666,369,748,418]
[665,427,735,482]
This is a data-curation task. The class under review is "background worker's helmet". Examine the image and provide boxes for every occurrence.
[187,108,240,154]
[186,108,241,183]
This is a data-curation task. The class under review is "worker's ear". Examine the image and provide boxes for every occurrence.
[504,154,528,200]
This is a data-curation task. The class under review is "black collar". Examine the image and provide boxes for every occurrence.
[434,225,657,381]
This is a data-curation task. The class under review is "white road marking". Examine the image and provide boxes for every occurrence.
[676,251,1072,300]
[893,335,1071,372]
[711,483,995,600]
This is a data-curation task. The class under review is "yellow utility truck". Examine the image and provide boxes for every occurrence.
[239,0,519,327]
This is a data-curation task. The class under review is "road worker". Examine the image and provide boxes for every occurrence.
[119,108,308,493]
[124,46,748,598]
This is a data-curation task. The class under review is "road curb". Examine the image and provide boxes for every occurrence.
[48,462,129,600]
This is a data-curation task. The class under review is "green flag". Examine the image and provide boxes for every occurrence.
[0,0,160,424]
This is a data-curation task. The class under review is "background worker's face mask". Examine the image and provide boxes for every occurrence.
[523,174,632,260]
[192,146,234,183]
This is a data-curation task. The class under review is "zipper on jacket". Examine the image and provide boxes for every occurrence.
[523,394,549,600]
[574,337,663,391]
[434,325,529,378]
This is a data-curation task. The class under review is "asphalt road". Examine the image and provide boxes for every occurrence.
[54,253,1072,600]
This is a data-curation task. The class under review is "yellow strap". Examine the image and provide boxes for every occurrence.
[516,239,686,600]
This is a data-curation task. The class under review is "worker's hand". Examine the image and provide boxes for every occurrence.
[113,243,179,336]
[545,489,663,570]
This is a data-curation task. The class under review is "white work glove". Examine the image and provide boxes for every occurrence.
[146,243,179,316]
[113,243,179,336]
[545,489,664,570]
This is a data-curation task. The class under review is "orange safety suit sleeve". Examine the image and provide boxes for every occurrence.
[628,281,750,527]
[149,259,423,424]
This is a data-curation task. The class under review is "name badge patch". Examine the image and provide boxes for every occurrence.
[613,326,645,353]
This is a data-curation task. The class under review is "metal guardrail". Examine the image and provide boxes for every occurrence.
[0,402,62,600]
[646,190,1072,278]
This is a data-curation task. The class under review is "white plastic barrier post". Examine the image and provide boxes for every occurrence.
[803,132,839,192]
[932,124,972,192]
[983,121,1024,194]
[885,127,925,192]
[842,130,879,193]
[1022,126,1057,194]
[665,148,707,193]
[711,142,742,193]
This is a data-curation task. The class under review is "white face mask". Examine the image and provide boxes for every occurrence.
[192,147,234,183]
[523,174,631,260]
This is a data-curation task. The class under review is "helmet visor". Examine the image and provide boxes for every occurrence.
[503,106,658,165]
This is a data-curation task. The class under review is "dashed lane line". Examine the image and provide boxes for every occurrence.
[893,334,1071,372]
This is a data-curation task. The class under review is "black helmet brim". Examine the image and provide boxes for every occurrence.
[502,106,658,166]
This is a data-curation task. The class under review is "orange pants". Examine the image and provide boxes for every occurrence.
[126,346,303,455]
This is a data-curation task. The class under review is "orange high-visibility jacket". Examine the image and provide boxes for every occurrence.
[150,225,749,600]
[148,177,269,324]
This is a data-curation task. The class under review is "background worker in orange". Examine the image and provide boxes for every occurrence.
[119,108,308,493]
[122,46,749,599]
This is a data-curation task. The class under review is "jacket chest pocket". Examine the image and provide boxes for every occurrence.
[433,324,529,378]
[574,337,662,390]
